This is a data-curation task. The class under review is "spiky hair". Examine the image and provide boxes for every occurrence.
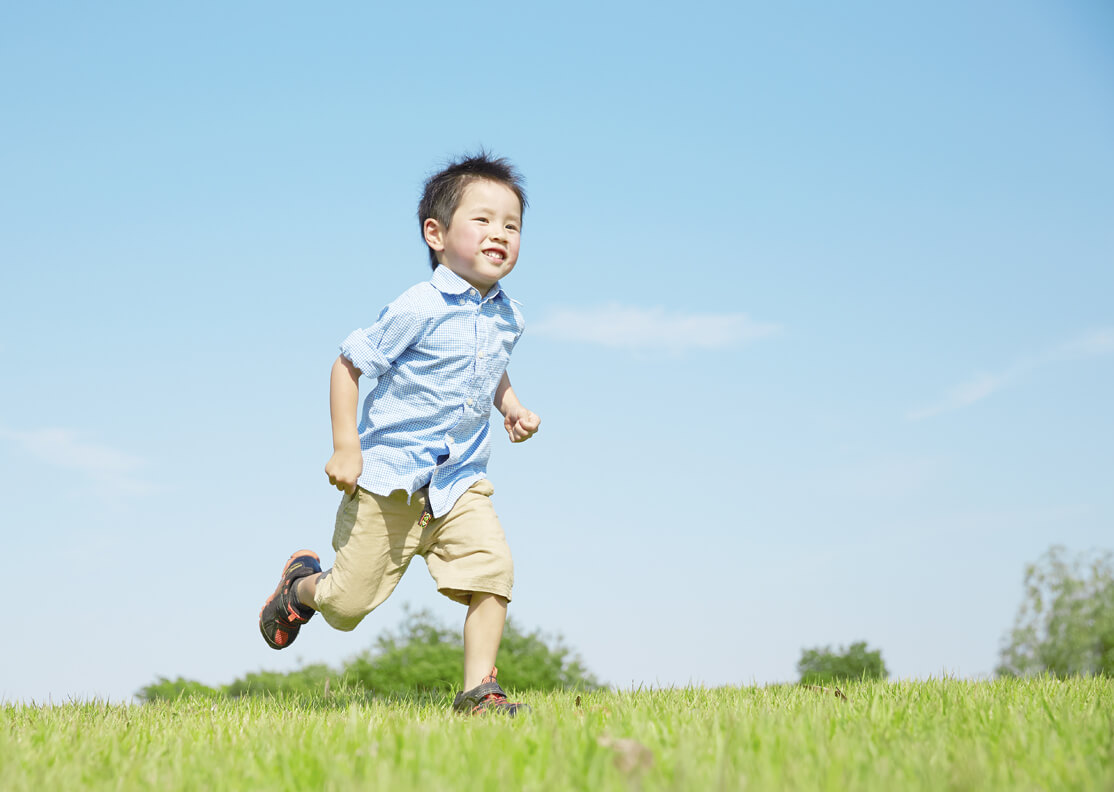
[418,151,528,270]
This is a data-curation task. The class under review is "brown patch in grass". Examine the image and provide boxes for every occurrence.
[598,735,654,773]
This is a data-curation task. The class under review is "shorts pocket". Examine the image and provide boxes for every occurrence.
[332,489,362,551]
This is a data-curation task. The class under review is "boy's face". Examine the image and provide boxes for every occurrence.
[424,179,522,295]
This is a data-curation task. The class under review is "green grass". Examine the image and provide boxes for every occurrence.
[3,678,1112,791]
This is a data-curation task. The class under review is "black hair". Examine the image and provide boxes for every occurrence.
[418,150,528,270]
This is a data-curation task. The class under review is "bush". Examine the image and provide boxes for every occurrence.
[797,641,888,685]
[137,676,221,702]
[343,607,601,695]
[496,619,599,691]
[344,609,464,696]
[137,607,601,702]
[224,663,336,698]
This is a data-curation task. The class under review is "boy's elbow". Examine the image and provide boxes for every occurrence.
[335,355,361,378]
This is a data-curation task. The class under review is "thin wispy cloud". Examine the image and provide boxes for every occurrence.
[0,426,154,496]
[531,304,781,354]
[908,327,1114,421]
[1056,327,1114,359]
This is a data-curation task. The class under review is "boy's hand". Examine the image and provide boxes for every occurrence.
[325,447,363,494]
[503,406,541,443]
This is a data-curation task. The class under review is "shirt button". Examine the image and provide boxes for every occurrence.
[466,398,474,406]
[477,351,485,358]
[470,289,478,297]
[458,297,466,305]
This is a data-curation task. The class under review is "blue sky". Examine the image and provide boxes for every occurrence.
[2,1,1112,702]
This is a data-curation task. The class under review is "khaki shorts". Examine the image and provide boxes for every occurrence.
[312,479,514,632]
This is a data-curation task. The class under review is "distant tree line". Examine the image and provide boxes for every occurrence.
[792,545,1114,685]
[142,544,1113,702]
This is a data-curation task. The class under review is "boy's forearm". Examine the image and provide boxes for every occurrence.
[330,355,361,450]
[495,369,540,443]
[494,371,520,417]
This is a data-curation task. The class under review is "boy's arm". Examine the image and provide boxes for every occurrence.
[494,370,541,443]
[325,355,363,493]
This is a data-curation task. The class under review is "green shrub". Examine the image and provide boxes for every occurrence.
[136,676,221,702]
[344,607,601,695]
[495,620,599,691]
[797,641,888,685]
[137,607,601,702]
[344,609,463,696]
[224,663,336,698]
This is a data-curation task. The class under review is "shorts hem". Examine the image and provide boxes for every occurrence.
[437,579,513,605]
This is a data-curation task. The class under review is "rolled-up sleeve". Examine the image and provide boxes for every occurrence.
[339,297,426,382]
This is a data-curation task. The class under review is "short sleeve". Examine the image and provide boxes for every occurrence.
[339,294,428,381]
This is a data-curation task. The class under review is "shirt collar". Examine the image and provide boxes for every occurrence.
[430,265,507,302]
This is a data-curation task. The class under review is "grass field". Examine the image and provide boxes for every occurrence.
[3,677,1112,791]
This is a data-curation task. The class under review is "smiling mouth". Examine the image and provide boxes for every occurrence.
[482,249,506,262]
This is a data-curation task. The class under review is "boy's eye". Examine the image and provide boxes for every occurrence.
[473,217,489,223]
[505,224,519,232]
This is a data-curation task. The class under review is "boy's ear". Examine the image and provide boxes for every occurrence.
[423,218,446,252]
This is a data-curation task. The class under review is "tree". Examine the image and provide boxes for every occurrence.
[997,545,1114,678]
[797,641,888,685]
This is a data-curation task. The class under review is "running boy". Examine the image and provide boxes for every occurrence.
[259,152,539,715]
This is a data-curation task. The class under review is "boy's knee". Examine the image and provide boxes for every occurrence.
[318,602,365,632]
[314,584,373,632]
[312,565,394,632]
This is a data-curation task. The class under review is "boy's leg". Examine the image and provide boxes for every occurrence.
[294,573,320,609]
[454,595,528,716]
[421,480,526,715]
[312,487,429,631]
[260,488,425,647]
[463,593,508,690]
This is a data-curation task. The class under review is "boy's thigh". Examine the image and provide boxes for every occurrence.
[314,487,423,630]
[423,479,514,605]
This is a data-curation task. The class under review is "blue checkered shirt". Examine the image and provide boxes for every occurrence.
[339,265,526,517]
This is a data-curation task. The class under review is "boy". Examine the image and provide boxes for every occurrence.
[259,152,540,716]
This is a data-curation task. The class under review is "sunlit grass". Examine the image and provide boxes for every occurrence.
[2,677,1112,791]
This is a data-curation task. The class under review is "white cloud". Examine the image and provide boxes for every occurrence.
[0,426,153,496]
[908,327,1114,420]
[907,370,1017,421]
[531,304,781,354]
[1056,327,1114,360]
